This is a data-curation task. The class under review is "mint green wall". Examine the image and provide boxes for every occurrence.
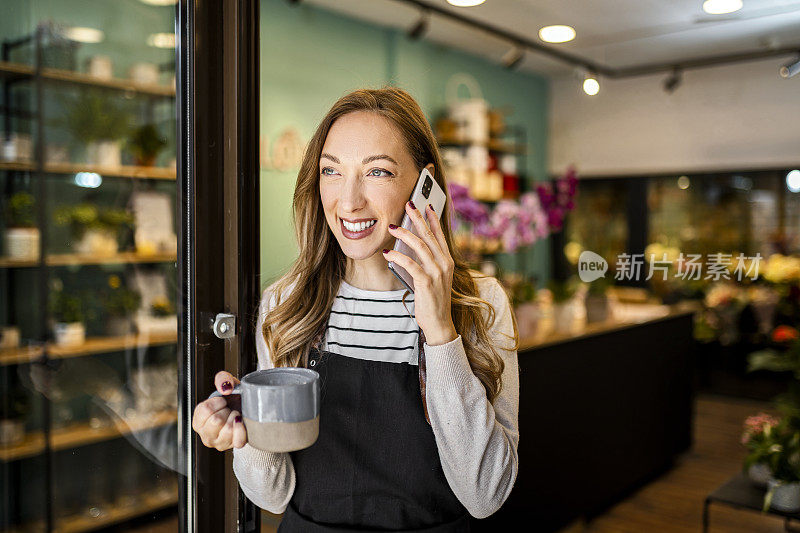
[259,0,550,289]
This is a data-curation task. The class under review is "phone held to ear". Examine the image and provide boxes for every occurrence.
[387,168,447,293]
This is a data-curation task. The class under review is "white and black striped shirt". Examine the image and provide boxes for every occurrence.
[323,279,420,366]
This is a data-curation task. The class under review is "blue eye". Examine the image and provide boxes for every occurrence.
[369,168,393,177]
[321,167,338,176]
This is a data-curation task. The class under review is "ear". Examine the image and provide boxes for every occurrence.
[424,163,435,178]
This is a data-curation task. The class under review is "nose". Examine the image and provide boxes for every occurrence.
[338,174,366,213]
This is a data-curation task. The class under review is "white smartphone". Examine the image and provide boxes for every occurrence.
[387,168,447,293]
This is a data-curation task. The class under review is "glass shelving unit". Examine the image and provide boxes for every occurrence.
[2,2,179,531]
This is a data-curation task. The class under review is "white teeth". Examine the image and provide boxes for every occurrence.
[343,219,376,232]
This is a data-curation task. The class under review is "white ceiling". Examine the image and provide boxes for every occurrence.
[302,0,800,77]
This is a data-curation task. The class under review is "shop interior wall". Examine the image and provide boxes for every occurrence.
[548,58,800,177]
[259,0,550,291]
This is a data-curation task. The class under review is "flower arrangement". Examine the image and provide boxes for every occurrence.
[448,169,569,255]
[535,165,578,232]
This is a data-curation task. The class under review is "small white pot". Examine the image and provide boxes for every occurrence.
[86,55,113,80]
[768,479,800,512]
[5,227,40,260]
[748,463,773,488]
[86,140,121,167]
[54,322,85,347]
[76,228,118,256]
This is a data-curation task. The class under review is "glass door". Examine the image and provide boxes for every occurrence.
[2,0,180,531]
[2,0,260,531]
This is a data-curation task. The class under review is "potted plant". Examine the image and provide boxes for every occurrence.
[4,192,39,260]
[763,422,800,512]
[742,412,782,487]
[48,288,86,346]
[54,203,134,256]
[585,276,613,324]
[61,91,130,167]
[102,275,141,336]
[127,124,166,167]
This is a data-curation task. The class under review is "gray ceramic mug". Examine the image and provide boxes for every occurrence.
[208,368,320,452]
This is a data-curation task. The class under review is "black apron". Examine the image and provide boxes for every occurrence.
[277,328,470,532]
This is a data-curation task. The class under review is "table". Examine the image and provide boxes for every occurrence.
[704,472,800,532]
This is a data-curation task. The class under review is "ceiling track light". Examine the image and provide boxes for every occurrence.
[582,71,599,95]
[501,44,524,70]
[407,10,429,40]
[663,66,683,93]
[780,55,800,78]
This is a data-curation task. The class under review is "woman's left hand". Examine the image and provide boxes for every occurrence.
[383,200,459,346]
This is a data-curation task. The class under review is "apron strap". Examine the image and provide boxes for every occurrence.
[307,312,432,427]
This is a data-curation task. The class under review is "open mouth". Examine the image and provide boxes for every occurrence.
[340,218,377,240]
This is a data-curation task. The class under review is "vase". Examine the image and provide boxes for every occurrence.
[75,228,119,256]
[53,322,85,347]
[767,479,800,512]
[585,294,611,323]
[4,227,40,260]
[106,317,133,337]
[747,463,773,488]
[86,140,121,167]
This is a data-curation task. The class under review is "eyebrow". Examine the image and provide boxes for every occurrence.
[320,153,399,166]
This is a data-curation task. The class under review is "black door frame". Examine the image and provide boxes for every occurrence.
[176,0,260,531]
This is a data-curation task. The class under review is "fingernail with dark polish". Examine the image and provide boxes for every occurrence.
[234,415,242,423]
[382,249,389,254]
[429,204,435,212]
[221,381,232,391]
[388,223,397,229]
[408,200,416,210]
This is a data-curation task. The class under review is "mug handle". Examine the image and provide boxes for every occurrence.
[208,384,241,400]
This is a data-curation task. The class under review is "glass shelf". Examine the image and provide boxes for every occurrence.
[0,61,175,98]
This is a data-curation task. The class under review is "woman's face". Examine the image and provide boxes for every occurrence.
[319,110,433,261]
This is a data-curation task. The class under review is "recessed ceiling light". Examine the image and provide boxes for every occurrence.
[787,170,800,193]
[147,33,176,49]
[702,0,743,15]
[447,0,486,6]
[583,76,600,96]
[63,27,104,44]
[539,25,576,44]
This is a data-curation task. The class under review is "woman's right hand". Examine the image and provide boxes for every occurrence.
[191,371,248,450]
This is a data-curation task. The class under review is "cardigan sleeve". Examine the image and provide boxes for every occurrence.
[422,276,520,519]
[231,284,296,513]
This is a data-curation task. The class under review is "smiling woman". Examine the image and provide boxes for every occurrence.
[193,86,520,532]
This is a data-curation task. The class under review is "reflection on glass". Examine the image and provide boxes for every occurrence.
[1,1,180,531]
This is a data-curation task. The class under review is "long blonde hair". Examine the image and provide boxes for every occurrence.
[261,87,517,402]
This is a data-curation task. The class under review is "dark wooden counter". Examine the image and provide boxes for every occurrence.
[471,303,698,531]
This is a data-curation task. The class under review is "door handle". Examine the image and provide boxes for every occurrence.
[213,313,236,339]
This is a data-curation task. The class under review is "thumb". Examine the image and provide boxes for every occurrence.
[214,370,240,395]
